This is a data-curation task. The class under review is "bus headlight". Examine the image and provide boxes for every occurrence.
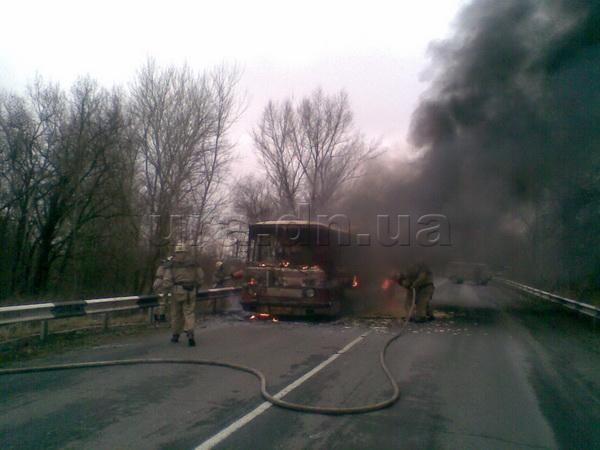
[304,288,316,298]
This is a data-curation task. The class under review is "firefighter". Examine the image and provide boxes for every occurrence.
[213,260,228,288]
[152,256,172,322]
[398,261,435,323]
[213,260,244,287]
[161,242,204,346]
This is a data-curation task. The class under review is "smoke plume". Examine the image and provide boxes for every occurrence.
[343,0,600,291]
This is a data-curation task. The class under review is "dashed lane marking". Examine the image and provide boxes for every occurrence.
[195,331,371,450]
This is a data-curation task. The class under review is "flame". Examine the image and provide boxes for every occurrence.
[250,312,278,322]
[352,275,360,288]
[248,278,257,286]
[232,270,244,279]
[381,278,393,290]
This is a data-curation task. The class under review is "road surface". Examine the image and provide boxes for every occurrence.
[1,280,599,449]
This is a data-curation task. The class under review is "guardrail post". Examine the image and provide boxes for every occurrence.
[102,313,110,331]
[148,306,155,324]
[40,320,48,341]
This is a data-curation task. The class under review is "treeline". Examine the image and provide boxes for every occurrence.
[0,62,376,302]
[0,61,241,301]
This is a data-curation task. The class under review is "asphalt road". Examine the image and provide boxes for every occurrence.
[1,281,599,449]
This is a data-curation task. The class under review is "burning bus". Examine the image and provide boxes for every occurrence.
[241,220,359,317]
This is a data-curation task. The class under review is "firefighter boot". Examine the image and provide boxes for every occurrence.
[187,331,196,347]
[170,334,180,343]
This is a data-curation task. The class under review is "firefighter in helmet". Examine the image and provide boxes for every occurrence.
[213,260,227,288]
[398,261,435,323]
[213,259,244,287]
[161,242,204,346]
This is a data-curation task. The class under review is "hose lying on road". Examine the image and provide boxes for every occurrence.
[0,290,416,416]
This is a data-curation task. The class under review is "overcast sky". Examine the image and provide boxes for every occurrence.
[0,0,466,173]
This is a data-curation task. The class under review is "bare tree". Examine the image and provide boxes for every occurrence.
[231,175,276,224]
[130,60,241,288]
[0,77,135,296]
[31,78,132,294]
[252,99,303,213]
[0,90,49,294]
[253,88,377,213]
[294,89,377,210]
[189,65,243,247]
[0,61,241,300]
[131,60,210,265]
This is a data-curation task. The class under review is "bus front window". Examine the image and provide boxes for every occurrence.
[252,234,276,265]
[284,245,313,266]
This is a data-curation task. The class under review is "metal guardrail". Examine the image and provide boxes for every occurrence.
[497,278,600,320]
[0,287,241,340]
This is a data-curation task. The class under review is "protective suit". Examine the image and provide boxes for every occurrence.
[399,262,435,322]
[162,244,204,346]
[152,257,172,322]
[213,260,244,287]
[213,261,228,288]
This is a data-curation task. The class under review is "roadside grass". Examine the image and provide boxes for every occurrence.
[0,321,166,366]
[507,290,600,351]
[0,308,151,343]
[0,299,226,365]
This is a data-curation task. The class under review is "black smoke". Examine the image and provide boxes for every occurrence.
[343,0,600,293]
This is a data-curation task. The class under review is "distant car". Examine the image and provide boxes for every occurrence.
[447,262,492,285]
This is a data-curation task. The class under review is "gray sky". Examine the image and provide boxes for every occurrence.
[0,0,466,172]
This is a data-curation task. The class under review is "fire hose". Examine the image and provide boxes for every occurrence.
[0,290,416,415]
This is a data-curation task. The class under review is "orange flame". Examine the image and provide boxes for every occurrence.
[250,313,274,321]
[352,275,360,288]
[381,278,393,290]
[232,270,244,280]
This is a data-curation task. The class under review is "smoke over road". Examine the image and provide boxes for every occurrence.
[343,0,600,291]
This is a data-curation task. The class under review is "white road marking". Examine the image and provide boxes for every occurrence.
[194,331,371,450]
